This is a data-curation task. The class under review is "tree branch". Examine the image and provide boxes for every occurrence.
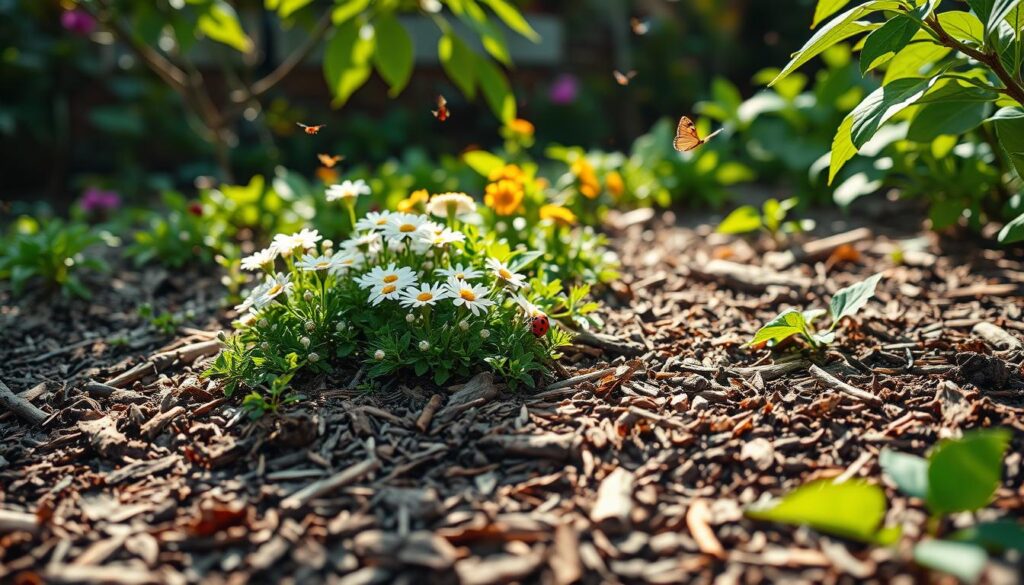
[924,16,1024,105]
[235,8,333,103]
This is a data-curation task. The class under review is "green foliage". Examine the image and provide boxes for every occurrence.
[745,479,897,543]
[0,217,107,299]
[717,197,812,238]
[137,302,185,336]
[748,273,883,349]
[913,539,989,583]
[126,192,215,268]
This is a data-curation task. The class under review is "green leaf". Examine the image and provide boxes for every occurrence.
[828,115,857,184]
[880,449,929,499]
[475,55,516,122]
[907,82,997,141]
[884,40,951,83]
[850,76,940,148]
[952,520,1024,553]
[266,0,315,19]
[748,309,811,347]
[746,479,889,543]
[829,272,883,326]
[927,428,1010,514]
[479,0,540,41]
[332,0,372,25]
[323,20,375,107]
[439,33,477,99]
[463,150,505,177]
[861,15,922,74]
[939,10,986,43]
[197,0,253,53]
[975,0,1023,37]
[372,13,414,96]
[998,212,1024,244]
[813,0,854,29]
[992,107,1024,177]
[771,1,902,86]
[913,540,988,583]
[717,205,762,234]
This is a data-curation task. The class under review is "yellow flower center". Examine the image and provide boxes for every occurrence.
[498,268,512,279]
[383,275,398,283]
[400,223,416,233]
[316,261,330,269]
[268,284,282,295]
[417,292,434,302]
[455,273,465,279]
[381,285,396,295]
[460,288,476,302]
[376,218,388,225]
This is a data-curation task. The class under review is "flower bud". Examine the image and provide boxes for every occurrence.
[480,329,490,339]
[303,290,314,302]
[322,239,334,250]
[300,336,311,348]
[308,352,320,363]
[258,318,269,328]
[336,321,346,331]
[305,320,315,332]
[418,340,431,351]
[421,261,434,271]
[260,342,270,351]
[459,320,469,331]
[406,314,416,323]
[374,349,386,361]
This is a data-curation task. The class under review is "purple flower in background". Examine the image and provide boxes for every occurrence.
[549,74,579,105]
[61,9,97,36]
[79,188,121,214]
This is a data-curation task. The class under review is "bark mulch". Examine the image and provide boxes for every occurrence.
[1,210,1023,584]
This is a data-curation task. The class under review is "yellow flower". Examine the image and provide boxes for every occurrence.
[488,164,525,184]
[397,189,429,213]
[606,170,625,199]
[507,118,535,136]
[315,167,339,184]
[540,204,577,227]
[484,180,524,216]
[571,158,601,200]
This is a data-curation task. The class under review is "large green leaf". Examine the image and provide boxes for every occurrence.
[992,107,1024,177]
[771,1,902,86]
[372,13,414,96]
[463,150,505,177]
[439,33,477,99]
[475,56,516,122]
[861,15,923,74]
[747,309,811,347]
[323,20,375,107]
[953,520,1024,553]
[198,0,253,53]
[479,0,540,41]
[718,205,762,234]
[266,0,315,19]
[850,76,940,147]
[999,212,1024,244]
[913,540,988,583]
[829,272,883,326]
[829,115,858,184]
[813,0,855,28]
[746,479,889,543]
[907,82,997,140]
[884,40,951,83]
[971,0,1023,37]
[939,10,986,43]
[880,449,929,500]
[927,428,1010,514]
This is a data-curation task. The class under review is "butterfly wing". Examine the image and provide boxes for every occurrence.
[613,71,628,85]
[673,116,702,152]
[703,128,724,144]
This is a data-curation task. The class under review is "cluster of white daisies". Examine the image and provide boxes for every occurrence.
[233,185,540,322]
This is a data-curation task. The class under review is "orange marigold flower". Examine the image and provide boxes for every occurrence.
[484,180,524,216]
[580,179,600,199]
[397,189,429,213]
[488,164,525,184]
[508,118,535,136]
[540,204,577,227]
[606,170,625,198]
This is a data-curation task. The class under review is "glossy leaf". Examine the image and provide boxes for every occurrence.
[860,15,922,74]
[439,33,477,99]
[992,107,1024,177]
[479,0,540,41]
[953,520,1024,553]
[372,13,414,96]
[829,272,883,326]
[717,205,762,234]
[812,0,855,29]
[323,20,375,107]
[913,540,988,583]
[748,309,811,347]
[998,212,1024,244]
[197,0,252,53]
[850,76,940,148]
[746,479,889,543]
[476,55,516,122]
[880,449,929,499]
[927,428,1010,514]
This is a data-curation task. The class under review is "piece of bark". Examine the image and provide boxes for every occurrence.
[801,228,873,260]
[415,394,444,433]
[809,365,883,406]
[479,433,575,461]
[972,322,1022,351]
[281,457,380,510]
[78,416,146,461]
[572,331,645,356]
[0,378,48,426]
[541,367,617,393]
[691,260,810,292]
[105,339,221,388]
[549,523,583,585]
[686,499,725,560]
[0,509,39,534]
[106,454,179,485]
[139,406,186,439]
[455,548,546,585]
[591,467,635,534]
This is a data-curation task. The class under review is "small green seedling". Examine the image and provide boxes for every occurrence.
[717,197,813,240]
[747,272,883,349]
[138,303,184,336]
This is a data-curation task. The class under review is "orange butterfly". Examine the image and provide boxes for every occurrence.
[432,95,450,121]
[317,154,344,168]
[297,122,326,135]
[613,70,637,86]
[630,17,650,35]
[673,116,723,152]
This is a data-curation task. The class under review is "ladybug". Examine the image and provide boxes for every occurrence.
[531,314,550,337]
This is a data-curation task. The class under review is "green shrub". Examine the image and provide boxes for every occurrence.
[0,217,107,299]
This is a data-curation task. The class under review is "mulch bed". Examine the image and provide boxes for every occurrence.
[1,209,1023,584]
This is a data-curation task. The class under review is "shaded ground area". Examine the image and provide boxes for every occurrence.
[2,210,1023,584]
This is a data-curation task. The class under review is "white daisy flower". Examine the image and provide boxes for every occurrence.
[240,247,278,272]
[383,213,429,243]
[326,179,371,202]
[512,294,546,317]
[417,226,466,250]
[426,192,477,219]
[486,258,527,289]
[328,252,364,276]
[234,281,270,314]
[437,263,482,281]
[399,282,450,308]
[354,211,392,232]
[273,229,321,254]
[355,263,418,290]
[295,254,335,272]
[260,273,293,304]
[443,276,494,316]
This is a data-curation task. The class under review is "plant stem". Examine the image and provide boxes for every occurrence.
[924,16,1024,105]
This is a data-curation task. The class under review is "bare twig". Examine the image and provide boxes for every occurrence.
[0,509,40,535]
[281,457,380,510]
[0,378,48,426]
[808,365,883,407]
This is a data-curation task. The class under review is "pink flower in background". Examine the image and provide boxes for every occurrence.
[79,188,121,214]
[549,74,579,105]
[61,9,97,36]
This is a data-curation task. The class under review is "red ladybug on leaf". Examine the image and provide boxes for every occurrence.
[531,315,550,337]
